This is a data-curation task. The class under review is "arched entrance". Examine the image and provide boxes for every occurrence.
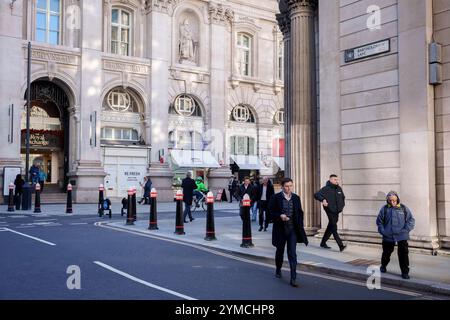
[22,80,71,192]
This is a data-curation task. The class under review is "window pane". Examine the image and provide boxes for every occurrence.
[248,138,255,155]
[36,12,47,29]
[242,35,249,48]
[111,26,118,41]
[49,31,59,45]
[111,9,118,23]
[122,129,131,140]
[132,130,138,141]
[121,43,128,56]
[114,129,121,140]
[36,29,46,42]
[121,28,129,43]
[50,15,59,31]
[105,128,112,139]
[122,11,130,26]
[37,0,47,10]
[50,0,60,12]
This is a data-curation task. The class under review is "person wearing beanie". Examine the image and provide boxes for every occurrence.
[376,191,415,280]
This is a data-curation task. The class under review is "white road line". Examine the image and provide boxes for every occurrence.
[69,223,88,225]
[0,227,8,231]
[3,228,56,246]
[96,223,423,298]
[33,219,57,222]
[93,261,196,300]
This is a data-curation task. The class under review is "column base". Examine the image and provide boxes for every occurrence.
[148,163,174,202]
[67,160,106,203]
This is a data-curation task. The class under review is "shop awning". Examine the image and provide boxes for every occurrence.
[170,149,220,168]
[230,155,263,170]
[272,157,285,171]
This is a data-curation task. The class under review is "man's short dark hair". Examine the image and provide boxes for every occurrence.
[281,178,293,186]
[330,174,338,179]
[244,176,250,181]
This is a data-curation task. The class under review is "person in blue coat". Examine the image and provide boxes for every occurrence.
[269,178,308,287]
[376,191,415,279]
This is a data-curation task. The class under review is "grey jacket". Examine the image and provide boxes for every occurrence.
[376,203,415,242]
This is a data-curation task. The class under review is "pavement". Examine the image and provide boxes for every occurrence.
[2,201,450,297]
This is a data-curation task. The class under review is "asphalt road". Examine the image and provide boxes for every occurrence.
[0,212,444,300]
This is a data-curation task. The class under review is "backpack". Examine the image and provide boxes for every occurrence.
[382,204,407,225]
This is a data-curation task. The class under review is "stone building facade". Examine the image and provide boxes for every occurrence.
[278,0,450,250]
[0,0,285,202]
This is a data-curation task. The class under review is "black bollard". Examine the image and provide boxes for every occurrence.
[126,188,134,225]
[204,191,216,241]
[240,194,254,248]
[148,188,158,230]
[34,183,41,213]
[174,190,185,235]
[132,186,137,221]
[98,184,105,217]
[8,183,14,212]
[66,183,73,214]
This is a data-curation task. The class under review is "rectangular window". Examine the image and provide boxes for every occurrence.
[111,8,131,56]
[35,0,61,45]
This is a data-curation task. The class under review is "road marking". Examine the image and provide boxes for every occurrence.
[69,223,88,225]
[3,228,56,246]
[33,219,57,222]
[96,222,423,298]
[93,261,196,300]
[0,227,8,231]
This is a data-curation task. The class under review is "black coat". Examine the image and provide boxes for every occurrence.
[256,182,275,206]
[237,183,256,206]
[14,177,25,194]
[314,181,345,214]
[181,177,197,205]
[269,192,308,247]
[143,178,152,197]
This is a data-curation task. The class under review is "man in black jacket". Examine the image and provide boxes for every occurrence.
[314,174,346,252]
[269,178,308,287]
[181,172,197,223]
[256,177,275,231]
[237,176,256,220]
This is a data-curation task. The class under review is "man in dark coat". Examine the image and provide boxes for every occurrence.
[181,172,197,223]
[237,176,256,220]
[314,174,346,252]
[256,177,275,231]
[269,178,308,287]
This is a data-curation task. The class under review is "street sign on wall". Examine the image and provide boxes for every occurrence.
[344,39,390,63]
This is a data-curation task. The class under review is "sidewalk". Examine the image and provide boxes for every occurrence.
[104,215,450,297]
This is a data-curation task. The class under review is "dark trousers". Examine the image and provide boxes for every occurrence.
[183,202,193,222]
[382,240,410,275]
[258,201,269,229]
[275,230,298,280]
[321,211,344,248]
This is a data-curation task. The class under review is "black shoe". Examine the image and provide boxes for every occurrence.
[290,279,298,287]
[275,270,282,278]
[184,220,189,223]
[190,218,195,222]
[258,226,263,232]
[401,274,410,280]
[339,245,347,252]
[320,243,331,249]
[380,266,387,273]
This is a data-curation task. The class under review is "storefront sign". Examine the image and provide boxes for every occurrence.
[21,130,63,149]
[344,39,390,63]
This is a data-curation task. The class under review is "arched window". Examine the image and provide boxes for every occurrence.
[236,33,252,76]
[231,105,255,123]
[36,0,61,45]
[274,109,285,125]
[104,88,139,113]
[169,94,203,117]
[111,8,131,56]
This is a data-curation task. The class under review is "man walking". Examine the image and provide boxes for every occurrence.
[228,176,235,203]
[314,174,347,252]
[181,172,197,223]
[238,176,256,221]
[251,176,260,221]
[269,178,308,287]
[256,177,275,231]
[376,191,415,280]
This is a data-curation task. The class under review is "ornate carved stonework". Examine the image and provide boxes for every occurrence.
[30,48,79,66]
[209,3,234,25]
[287,0,318,12]
[276,13,291,36]
[144,0,179,14]
[103,59,150,75]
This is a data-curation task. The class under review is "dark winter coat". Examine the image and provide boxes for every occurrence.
[143,178,152,198]
[237,183,256,206]
[181,177,197,205]
[269,192,308,247]
[256,182,275,207]
[14,176,25,195]
[314,181,346,214]
[376,199,415,242]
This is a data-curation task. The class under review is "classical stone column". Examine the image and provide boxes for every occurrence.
[286,0,319,234]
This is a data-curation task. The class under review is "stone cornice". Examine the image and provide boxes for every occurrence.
[287,0,318,12]
[276,13,290,36]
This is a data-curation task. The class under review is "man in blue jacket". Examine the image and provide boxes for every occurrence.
[376,191,415,280]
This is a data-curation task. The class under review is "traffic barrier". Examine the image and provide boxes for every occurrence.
[34,183,41,213]
[8,183,14,212]
[148,188,158,230]
[66,183,73,214]
[204,191,216,241]
[98,184,105,216]
[174,190,185,235]
[126,187,134,225]
[240,194,254,248]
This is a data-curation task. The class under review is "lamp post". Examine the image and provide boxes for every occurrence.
[21,41,32,210]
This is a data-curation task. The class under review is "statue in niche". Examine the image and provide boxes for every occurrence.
[178,18,197,64]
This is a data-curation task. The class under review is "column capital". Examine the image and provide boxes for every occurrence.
[287,0,318,13]
[209,3,234,25]
[276,13,291,36]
